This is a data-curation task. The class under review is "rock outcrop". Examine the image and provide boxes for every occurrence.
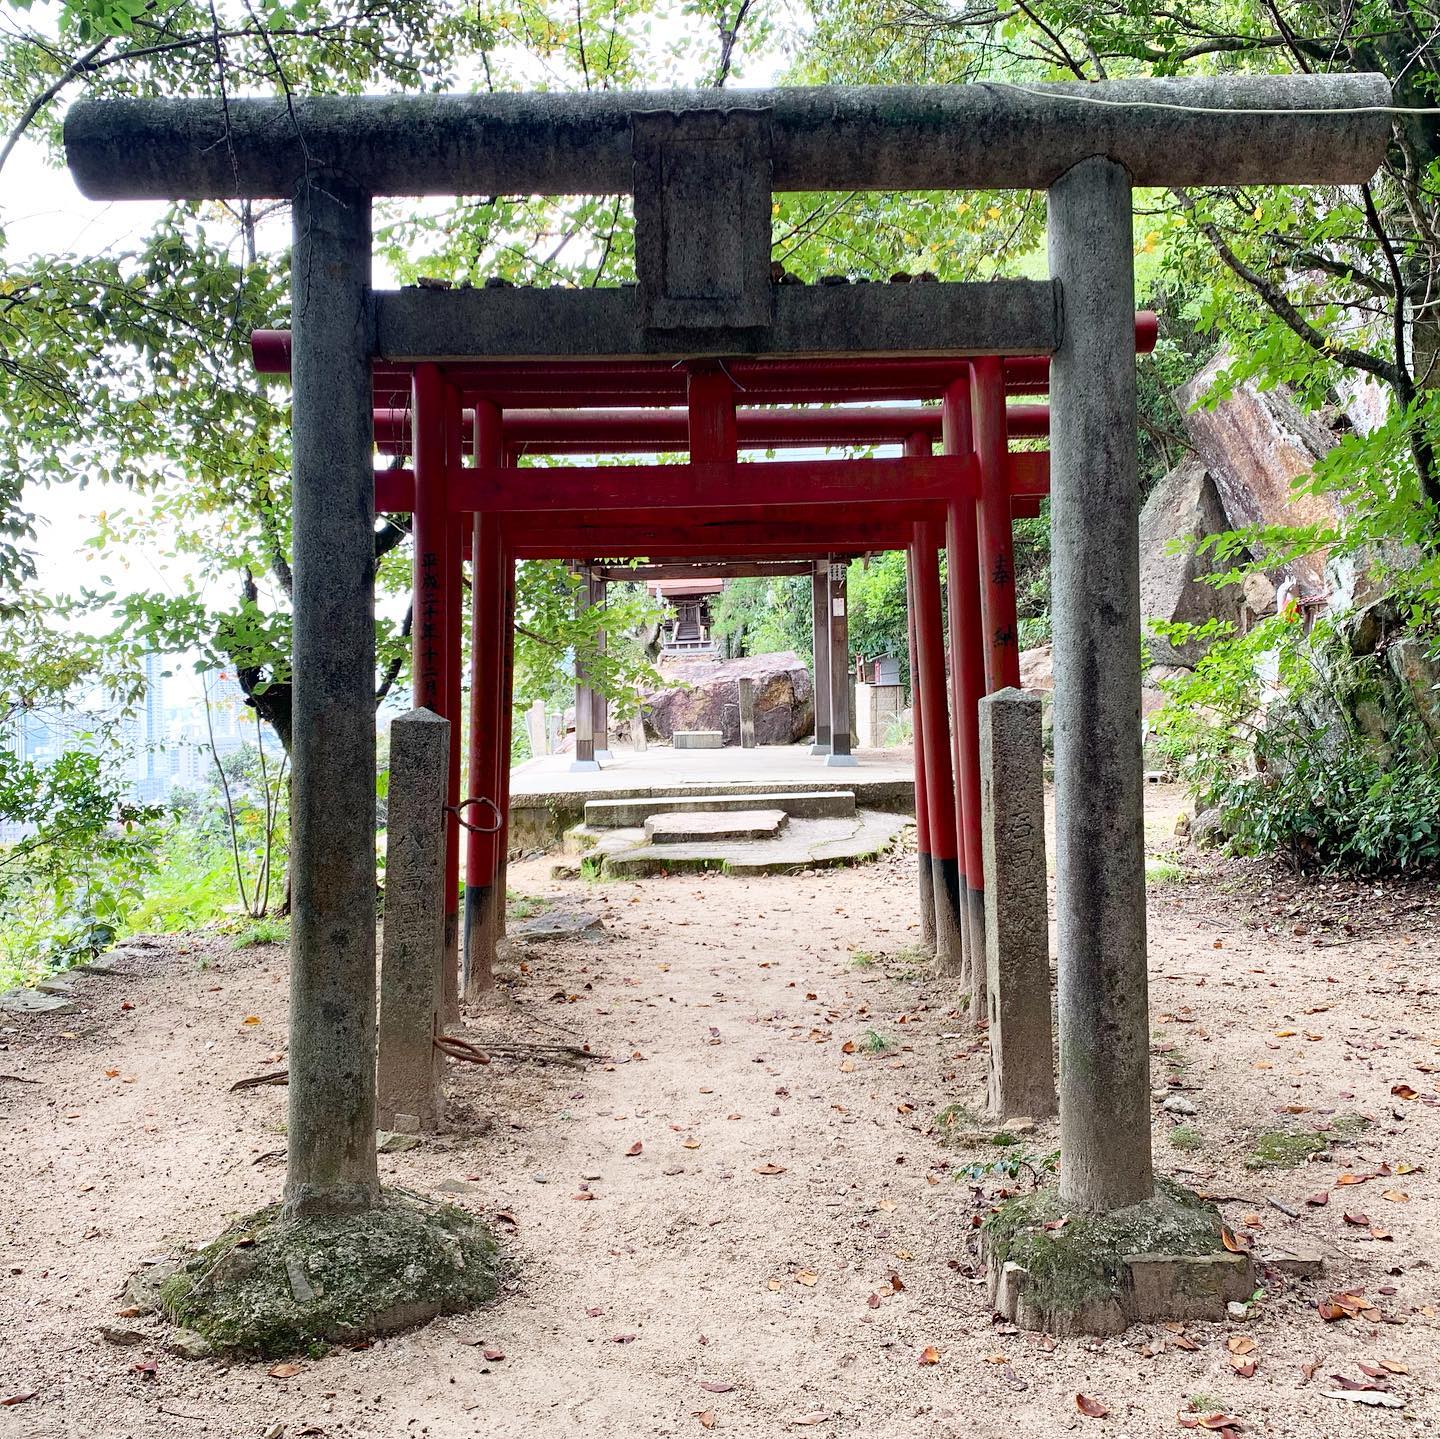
[642,650,814,746]
[1138,455,1248,667]
[1177,352,1339,595]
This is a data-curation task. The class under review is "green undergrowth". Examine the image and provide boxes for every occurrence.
[154,1188,499,1358]
[984,1178,1224,1316]
[505,892,551,920]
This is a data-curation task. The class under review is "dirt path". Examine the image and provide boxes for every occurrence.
[1,788,1437,1438]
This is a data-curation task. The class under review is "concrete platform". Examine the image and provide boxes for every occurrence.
[562,809,908,878]
[645,809,789,843]
[511,744,913,851]
[585,789,855,829]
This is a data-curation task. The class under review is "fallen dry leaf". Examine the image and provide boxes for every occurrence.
[1390,1084,1419,1101]
[1322,1390,1404,1408]
[626,1141,643,1157]
[918,1346,941,1366]
[482,1347,505,1362]
[0,1393,37,1406]
[268,1362,303,1379]
[791,1413,828,1427]
[1227,1336,1257,1355]
[1074,1393,1107,1418]
[795,1270,818,1287]
[696,1410,716,1429]
[699,1381,734,1394]
[754,1163,787,1175]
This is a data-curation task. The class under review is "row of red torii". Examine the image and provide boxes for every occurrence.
[252,317,1158,1012]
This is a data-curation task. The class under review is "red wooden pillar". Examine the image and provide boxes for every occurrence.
[442,382,464,1021]
[411,363,455,1017]
[972,355,1022,691]
[687,364,737,462]
[943,379,988,1020]
[904,433,936,952]
[910,519,965,976]
[494,547,517,937]
[463,399,504,1001]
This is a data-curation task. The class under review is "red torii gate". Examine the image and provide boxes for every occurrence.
[253,316,1156,1004]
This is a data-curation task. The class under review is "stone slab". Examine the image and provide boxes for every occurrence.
[603,809,906,878]
[510,909,606,943]
[0,988,79,1015]
[645,809,789,843]
[586,789,855,829]
[673,730,723,750]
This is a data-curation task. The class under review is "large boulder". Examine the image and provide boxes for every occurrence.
[642,651,814,746]
[1138,455,1248,667]
[1177,352,1338,595]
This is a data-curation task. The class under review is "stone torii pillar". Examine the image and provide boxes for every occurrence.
[285,174,380,1216]
[1048,156,1152,1211]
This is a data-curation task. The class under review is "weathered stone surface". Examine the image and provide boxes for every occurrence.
[377,709,448,1134]
[510,909,605,943]
[642,651,813,746]
[1019,644,1052,693]
[0,988,78,1014]
[585,789,855,828]
[737,677,757,749]
[984,1179,1246,1335]
[979,690,1056,1120]
[674,730,723,750]
[1178,350,1338,593]
[1139,455,1247,667]
[645,809,788,843]
[155,1189,499,1357]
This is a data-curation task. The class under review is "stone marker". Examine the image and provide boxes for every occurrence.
[979,689,1056,1119]
[674,729,723,750]
[631,710,648,752]
[377,708,448,1132]
[738,677,756,749]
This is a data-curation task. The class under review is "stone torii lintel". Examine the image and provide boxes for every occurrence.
[66,74,1390,201]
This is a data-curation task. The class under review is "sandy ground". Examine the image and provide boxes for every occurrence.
[1,783,1438,1438]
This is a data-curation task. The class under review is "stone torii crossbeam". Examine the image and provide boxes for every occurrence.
[67,74,1389,1335]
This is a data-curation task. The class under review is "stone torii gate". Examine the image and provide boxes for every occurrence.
[67,76,1388,1332]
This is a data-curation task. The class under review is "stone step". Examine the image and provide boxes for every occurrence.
[602,809,906,878]
[645,809,789,844]
[585,789,856,829]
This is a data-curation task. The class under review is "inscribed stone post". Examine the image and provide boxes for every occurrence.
[980,689,1056,1118]
[738,677,757,749]
[377,709,449,1132]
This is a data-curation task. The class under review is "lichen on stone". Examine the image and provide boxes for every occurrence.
[154,1187,499,1358]
[983,1177,1224,1315]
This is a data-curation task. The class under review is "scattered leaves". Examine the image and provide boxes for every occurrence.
[1074,1394,1107,1418]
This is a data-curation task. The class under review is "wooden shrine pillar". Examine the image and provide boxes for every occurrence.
[810,559,832,755]
[910,522,964,974]
[441,381,463,1024]
[902,459,937,952]
[826,557,856,766]
[591,571,610,761]
[571,563,599,771]
[463,401,504,1000]
[943,379,988,1018]
[972,355,1022,692]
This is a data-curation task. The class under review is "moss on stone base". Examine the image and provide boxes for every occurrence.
[983,1177,1224,1316]
[154,1187,499,1358]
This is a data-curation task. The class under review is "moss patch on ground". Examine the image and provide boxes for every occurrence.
[153,1187,499,1359]
[983,1178,1224,1316]
[1245,1114,1370,1170]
